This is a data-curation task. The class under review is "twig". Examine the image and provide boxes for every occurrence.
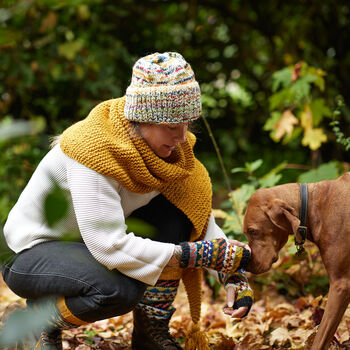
[201,113,231,191]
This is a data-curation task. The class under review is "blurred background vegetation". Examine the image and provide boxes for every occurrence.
[0,2,350,341]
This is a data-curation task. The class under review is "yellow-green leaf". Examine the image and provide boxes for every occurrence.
[302,128,327,150]
[300,105,312,130]
[58,40,83,60]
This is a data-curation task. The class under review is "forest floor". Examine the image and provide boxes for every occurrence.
[1,241,350,349]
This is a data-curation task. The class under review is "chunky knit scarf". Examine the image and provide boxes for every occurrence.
[60,97,212,349]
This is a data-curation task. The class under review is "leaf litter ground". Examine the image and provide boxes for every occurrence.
[1,244,350,349]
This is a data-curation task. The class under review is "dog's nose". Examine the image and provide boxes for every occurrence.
[272,256,278,263]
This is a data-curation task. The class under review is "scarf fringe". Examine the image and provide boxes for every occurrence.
[185,323,210,350]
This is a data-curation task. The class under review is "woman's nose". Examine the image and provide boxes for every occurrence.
[175,125,187,143]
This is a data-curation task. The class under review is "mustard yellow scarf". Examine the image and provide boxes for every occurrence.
[60,97,212,349]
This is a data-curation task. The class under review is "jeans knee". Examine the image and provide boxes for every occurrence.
[91,279,147,316]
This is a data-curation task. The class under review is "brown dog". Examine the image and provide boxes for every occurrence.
[243,172,350,350]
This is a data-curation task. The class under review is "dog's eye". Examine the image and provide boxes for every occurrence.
[248,228,259,236]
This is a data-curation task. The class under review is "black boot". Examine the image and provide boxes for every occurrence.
[36,329,62,350]
[132,308,182,350]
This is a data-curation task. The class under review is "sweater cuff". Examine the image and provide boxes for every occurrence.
[238,247,251,271]
[179,241,190,268]
[234,295,253,317]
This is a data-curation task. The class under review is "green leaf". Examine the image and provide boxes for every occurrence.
[231,167,248,174]
[297,162,339,183]
[0,28,22,45]
[290,74,317,100]
[271,67,292,92]
[201,93,217,108]
[269,88,295,110]
[125,218,157,238]
[44,185,69,228]
[226,82,252,107]
[281,126,303,144]
[309,98,332,126]
[229,184,256,218]
[58,39,84,60]
[258,173,282,188]
[264,111,282,131]
[246,159,263,172]
[308,66,326,92]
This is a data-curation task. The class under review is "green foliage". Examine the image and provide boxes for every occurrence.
[0,301,53,348]
[219,159,286,241]
[1,0,349,195]
[265,62,332,151]
[329,97,350,151]
[330,120,350,151]
[0,118,47,223]
[205,273,222,300]
[297,162,339,183]
[44,183,69,227]
[125,218,157,238]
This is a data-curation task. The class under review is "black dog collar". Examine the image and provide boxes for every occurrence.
[295,183,308,253]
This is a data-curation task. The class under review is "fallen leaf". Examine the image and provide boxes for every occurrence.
[269,326,292,346]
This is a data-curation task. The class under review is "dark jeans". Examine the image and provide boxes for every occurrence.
[2,194,192,322]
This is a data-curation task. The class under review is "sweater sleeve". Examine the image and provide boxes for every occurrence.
[203,213,228,241]
[66,156,175,286]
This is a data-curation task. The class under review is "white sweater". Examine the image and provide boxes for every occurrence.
[4,145,227,285]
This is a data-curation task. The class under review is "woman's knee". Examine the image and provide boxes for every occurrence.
[87,275,147,315]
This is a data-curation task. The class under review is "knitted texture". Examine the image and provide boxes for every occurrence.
[59,97,212,340]
[219,269,253,316]
[124,52,201,124]
[137,279,179,320]
[179,238,250,273]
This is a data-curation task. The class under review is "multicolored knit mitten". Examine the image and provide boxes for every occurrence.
[179,238,250,273]
[219,269,253,316]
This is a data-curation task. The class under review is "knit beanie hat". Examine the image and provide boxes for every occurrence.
[124,52,201,124]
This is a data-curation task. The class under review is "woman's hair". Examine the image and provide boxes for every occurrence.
[49,134,62,148]
[130,120,199,135]
[49,119,200,148]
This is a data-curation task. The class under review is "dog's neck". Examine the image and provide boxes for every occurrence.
[304,182,322,245]
[272,183,315,243]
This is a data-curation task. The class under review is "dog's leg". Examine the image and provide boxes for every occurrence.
[311,278,350,350]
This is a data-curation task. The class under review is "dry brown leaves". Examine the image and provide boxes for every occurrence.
[1,272,350,349]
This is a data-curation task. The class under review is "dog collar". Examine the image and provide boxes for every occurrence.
[295,183,308,253]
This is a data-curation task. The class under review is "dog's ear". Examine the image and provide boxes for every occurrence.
[262,198,300,235]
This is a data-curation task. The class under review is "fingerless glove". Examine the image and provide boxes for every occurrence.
[219,269,253,316]
[179,238,250,273]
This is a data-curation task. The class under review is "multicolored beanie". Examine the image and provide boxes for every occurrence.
[124,52,201,124]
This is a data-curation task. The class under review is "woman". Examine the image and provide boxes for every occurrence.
[2,52,252,350]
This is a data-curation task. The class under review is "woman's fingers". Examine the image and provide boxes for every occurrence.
[228,239,251,252]
[223,306,248,318]
[226,285,235,308]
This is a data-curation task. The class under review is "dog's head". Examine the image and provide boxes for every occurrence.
[243,187,301,274]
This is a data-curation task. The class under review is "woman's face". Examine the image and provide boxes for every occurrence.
[139,122,189,158]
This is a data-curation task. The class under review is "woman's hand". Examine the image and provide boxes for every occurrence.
[223,285,249,318]
[166,245,182,267]
[228,239,251,253]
